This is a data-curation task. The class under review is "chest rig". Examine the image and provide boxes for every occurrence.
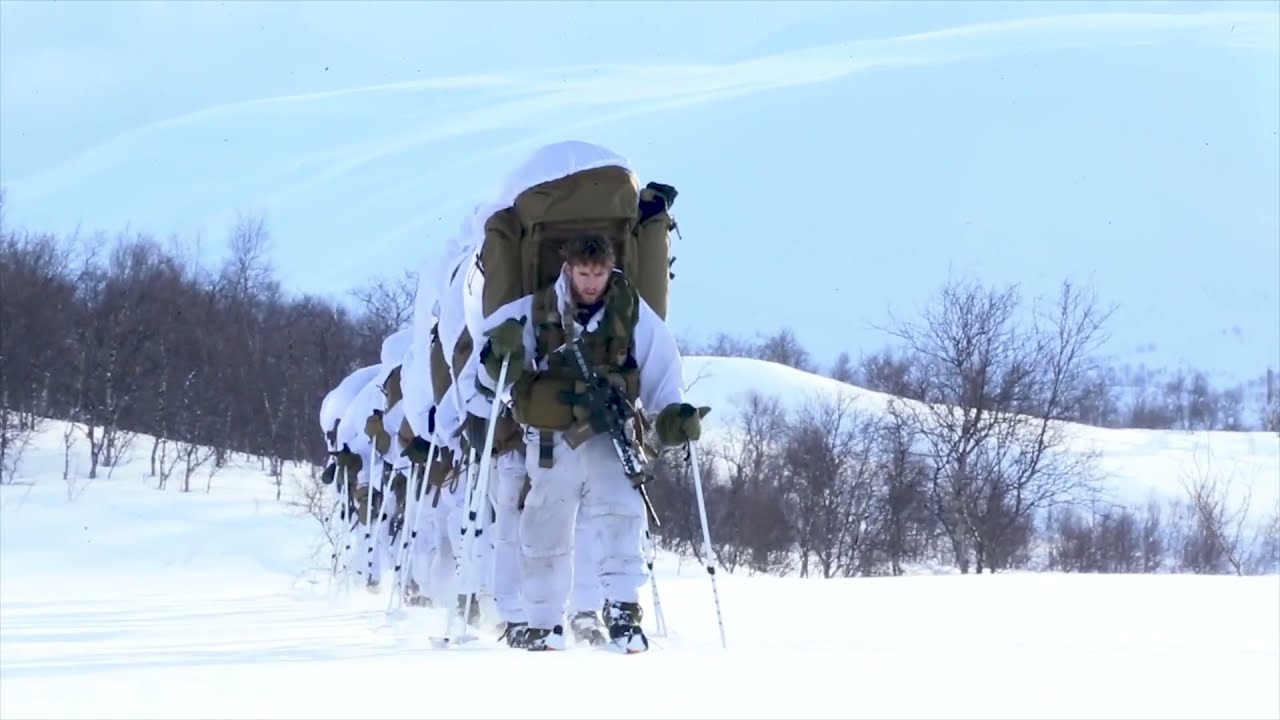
[511,272,642,468]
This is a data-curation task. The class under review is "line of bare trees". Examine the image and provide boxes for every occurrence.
[688,328,1280,435]
[1,203,412,489]
[3,199,1275,576]
[657,278,1279,577]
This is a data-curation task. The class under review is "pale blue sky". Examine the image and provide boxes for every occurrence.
[2,0,1277,384]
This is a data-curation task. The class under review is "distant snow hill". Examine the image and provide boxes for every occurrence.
[679,355,1279,523]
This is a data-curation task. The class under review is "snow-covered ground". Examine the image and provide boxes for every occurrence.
[2,356,1279,719]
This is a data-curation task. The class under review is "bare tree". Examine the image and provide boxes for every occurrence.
[351,268,417,349]
[732,478,793,575]
[1140,498,1165,572]
[152,434,183,491]
[699,332,759,360]
[1216,385,1246,431]
[1044,499,1158,573]
[1118,364,1175,429]
[868,404,934,575]
[1058,362,1122,428]
[686,327,814,372]
[646,443,705,560]
[175,368,216,493]
[221,214,275,301]
[1186,371,1220,430]
[178,437,217,493]
[0,200,377,497]
[65,233,176,478]
[710,391,793,574]
[1260,368,1279,433]
[829,351,855,383]
[782,393,879,578]
[0,408,37,484]
[1247,505,1280,575]
[1179,446,1254,575]
[0,229,73,479]
[285,464,351,578]
[855,348,925,401]
[756,328,813,372]
[878,277,1107,572]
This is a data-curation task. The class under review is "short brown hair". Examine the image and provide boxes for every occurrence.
[560,232,615,267]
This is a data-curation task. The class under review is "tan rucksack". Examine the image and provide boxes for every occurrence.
[478,165,678,321]
[428,324,452,405]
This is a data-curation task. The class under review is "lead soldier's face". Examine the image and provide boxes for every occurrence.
[568,262,612,304]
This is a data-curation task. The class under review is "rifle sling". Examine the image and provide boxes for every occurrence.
[539,430,555,469]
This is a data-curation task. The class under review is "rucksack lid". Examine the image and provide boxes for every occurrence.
[479,164,675,320]
[511,164,641,300]
[466,141,676,346]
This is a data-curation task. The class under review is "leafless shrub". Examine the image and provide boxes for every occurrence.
[1178,446,1254,575]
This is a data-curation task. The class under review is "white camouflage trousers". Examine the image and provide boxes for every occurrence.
[519,431,646,630]
[488,449,603,625]
[407,482,463,607]
[488,451,527,623]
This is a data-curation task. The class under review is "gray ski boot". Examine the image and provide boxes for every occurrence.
[523,625,567,652]
[569,610,608,647]
[603,600,649,654]
[498,621,530,649]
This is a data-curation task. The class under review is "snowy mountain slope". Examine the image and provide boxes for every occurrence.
[1,415,1277,720]
[680,355,1280,523]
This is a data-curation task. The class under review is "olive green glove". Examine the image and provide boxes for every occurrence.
[654,402,711,446]
[401,435,432,465]
[363,409,391,456]
[482,316,526,385]
[353,484,383,525]
[332,445,363,474]
[463,413,487,453]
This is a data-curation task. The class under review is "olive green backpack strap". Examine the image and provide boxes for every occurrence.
[604,271,642,367]
[532,284,567,366]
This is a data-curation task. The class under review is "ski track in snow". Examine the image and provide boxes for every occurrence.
[2,396,1279,719]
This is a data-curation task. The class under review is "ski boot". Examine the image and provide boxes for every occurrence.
[498,621,530,649]
[569,610,608,647]
[603,601,649,654]
[523,625,567,652]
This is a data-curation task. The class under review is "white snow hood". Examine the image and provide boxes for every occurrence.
[379,328,412,367]
[319,364,381,435]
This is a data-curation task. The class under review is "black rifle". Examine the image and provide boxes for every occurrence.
[563,336,661,528]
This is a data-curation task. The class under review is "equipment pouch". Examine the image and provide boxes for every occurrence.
[512,375,576,430]
[563,420,600,450]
